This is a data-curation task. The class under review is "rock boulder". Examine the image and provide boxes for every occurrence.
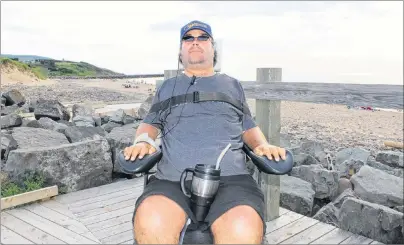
[11,127,69,149]
[1,114,22,129]
[34,99,70,121]
[350,165,403,208]
[64,126,107,143]
[72,115,95,127]
[339,197,404,244]
[335,147,370,165]
[280,175,315,215]
[4,139,113,193]
[38,117,69,133]
[72,104,93,118]
[106,123,138,173]
[336,159,365,178]
[1,134,18,160]
[1,105,20,116]
[290,164,339,199]
[2,89,26,106]
[376,151,403,168]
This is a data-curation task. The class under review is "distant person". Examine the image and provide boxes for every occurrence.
[124,20,286,244]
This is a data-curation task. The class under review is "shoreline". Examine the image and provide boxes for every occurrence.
[2,78,403,158]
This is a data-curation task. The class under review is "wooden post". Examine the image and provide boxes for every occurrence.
[164,70,181,80]
[156,70,181,89]
[255,67,282,221]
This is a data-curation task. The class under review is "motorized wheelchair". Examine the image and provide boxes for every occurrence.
[117,143,294,244]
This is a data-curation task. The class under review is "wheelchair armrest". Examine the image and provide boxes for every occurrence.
[243,144,294,175]
[117,147,163,174]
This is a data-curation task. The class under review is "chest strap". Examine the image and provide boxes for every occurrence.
[149,91,251,116]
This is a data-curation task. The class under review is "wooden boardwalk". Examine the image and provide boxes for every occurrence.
[1,177,384,244]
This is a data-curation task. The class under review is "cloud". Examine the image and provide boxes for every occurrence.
[1,1,402,84]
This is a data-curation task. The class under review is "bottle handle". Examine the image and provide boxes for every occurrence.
[180,168,194,198]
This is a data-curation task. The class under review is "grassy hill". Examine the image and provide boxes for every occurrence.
[0,54,124,79]
[0,57,47,79]
[49,61,124,77]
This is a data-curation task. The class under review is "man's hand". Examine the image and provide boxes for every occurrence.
[124,142,156,161]
[253,143,286,161]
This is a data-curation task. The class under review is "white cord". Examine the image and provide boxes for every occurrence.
[216,143,232,170]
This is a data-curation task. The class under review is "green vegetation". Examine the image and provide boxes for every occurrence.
[31,66,48,79]
[50,62,97,76]
[1,57,30,72]
[47,61,123,77]
[1,171,46,198]
[1,54,123,79]
[1,57,48,80]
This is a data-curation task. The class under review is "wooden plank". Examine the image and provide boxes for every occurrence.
[79,232,101,244]
[72,191,140,216]
[310,228,353,244]
[1,212,66,244]
[241,81,403,109]
[265,216,319,244]
[86,212,133,232]
[80,205,135,226]
[93,221,132,240]
[54,178,142,204]
[1,185,58,210]
[370,240,385,244]
[280,222,336,244]
[68,188,136,210]
[40,199,77,219]
[100,229,133,244]
[5,208,98,244]
[340,234,373,244]
[120,239,134,244]
[86,210,133,232]
[22,202,99,243]
[76,198,137,219]
[1,225,34,244]
[69,186,142,213]
[279,207,290,216]
[265,211,304,234]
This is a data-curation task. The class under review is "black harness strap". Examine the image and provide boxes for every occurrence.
[149,91,251,116]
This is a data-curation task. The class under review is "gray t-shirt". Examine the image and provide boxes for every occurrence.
[143,73,257,181]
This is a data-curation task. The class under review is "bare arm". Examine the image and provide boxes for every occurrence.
[242,126,286,160]
[124,123,160,161]
[242,126,268,150]
[134,123,159,141]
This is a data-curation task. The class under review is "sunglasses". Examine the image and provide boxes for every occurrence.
[182,35,210,42]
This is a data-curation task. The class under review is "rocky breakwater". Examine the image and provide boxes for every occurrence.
[1,89,152,193]
[258,138,403,244]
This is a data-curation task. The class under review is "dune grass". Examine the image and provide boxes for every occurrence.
[1,57,48,80]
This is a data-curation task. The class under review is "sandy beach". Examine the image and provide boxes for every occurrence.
[2,77,403,158]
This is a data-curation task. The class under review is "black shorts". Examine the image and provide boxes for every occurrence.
[132,174,266,234]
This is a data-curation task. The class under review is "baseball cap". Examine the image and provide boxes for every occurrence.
[180,20,213,41]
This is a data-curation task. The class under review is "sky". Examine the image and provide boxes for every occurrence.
[1,1,403,85]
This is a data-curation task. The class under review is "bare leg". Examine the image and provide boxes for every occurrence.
[134,195,187,244]
[211,205,264,244]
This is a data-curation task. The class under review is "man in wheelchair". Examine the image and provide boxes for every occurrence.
[123,20,288,244]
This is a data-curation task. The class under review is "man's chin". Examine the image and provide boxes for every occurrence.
[188,59,205,65]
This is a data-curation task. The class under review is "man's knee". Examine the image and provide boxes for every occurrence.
[211,205,264,243]
[134,195,187,236]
